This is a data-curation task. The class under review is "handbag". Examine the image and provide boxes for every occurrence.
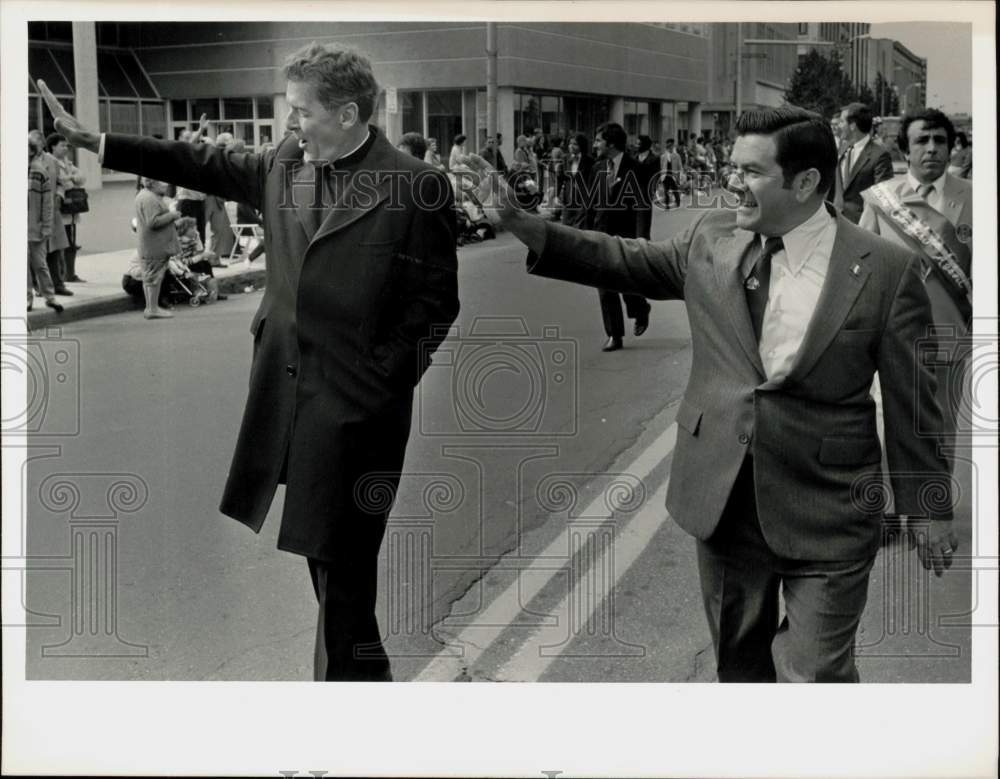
[61,187,89,215]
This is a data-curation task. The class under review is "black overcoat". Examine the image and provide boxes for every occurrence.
[103,129,460,560]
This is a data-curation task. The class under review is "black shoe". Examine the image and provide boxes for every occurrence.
[216,294,228,301]
[602,336,623,352]
[54,287,74,296]
[66,276,86,283]
[634,307,651,337]
[45,299,64,313]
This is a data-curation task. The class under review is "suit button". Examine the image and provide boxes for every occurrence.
[738,433,750,445]
[285,364,297,377]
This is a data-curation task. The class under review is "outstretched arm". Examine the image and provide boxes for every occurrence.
[38,80,266,211]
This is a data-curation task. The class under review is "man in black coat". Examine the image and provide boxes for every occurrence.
[632,134,660,240]
[592,123,651,352]
[38,42,460,682]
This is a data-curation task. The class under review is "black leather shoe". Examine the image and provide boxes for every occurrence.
[54,287,74,296]
[602,336,623,352]
[634,308,650,337]
[45,299,64,313]
[66,276,86,283]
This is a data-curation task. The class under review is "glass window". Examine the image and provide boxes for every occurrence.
[258,124,275,147]
[191,98,220,121]
[171,100,188,122]
[401,90,424,134]
[29,47,71,94]
[97,52,137,97]
[541,95,561,136]
[141,102,167,138]
[109,100,140,135]
[223,98,254,120]
[118,52,156,98]
[256,97,274,119]
[427,90,462,161]
[49,48,76,87]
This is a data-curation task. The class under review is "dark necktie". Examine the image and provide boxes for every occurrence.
[746,236,784,342]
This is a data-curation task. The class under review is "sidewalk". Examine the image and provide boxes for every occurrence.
[26,247,268,329]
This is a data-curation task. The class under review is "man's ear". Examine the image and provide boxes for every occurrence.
[795,168,822,202]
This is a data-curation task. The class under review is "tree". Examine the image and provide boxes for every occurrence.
[785,49,857,119]
[872,72,900,116]
[856,83,876,112]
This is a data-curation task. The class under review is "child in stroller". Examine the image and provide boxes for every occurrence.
[168,216,227,305]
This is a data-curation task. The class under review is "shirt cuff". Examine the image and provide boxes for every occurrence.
[97,133,107,165]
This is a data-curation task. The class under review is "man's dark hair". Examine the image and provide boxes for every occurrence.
[398,131,427,160]
[45,132,66,151]
[453,133,467,146]
[897,108,956,154]
[735,105,837,196]
[842,102,874,134]
[637,134,652,153]
[570,133,589,156]
[595,122,627,152]
[955,131,969,147]
[665,138,675,147]
[283,42,380,122]
[550,136,563,149]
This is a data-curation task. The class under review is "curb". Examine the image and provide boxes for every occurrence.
[27,268,267,329]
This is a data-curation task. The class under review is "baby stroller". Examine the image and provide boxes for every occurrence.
[164,258,214,306]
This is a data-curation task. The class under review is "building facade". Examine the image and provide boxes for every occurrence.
[863,37,927,115]
[29,21,716,190]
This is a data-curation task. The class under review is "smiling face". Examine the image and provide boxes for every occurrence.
[284,79,359,162]
[905,120,951,184]
[592,133,608,159]
[728,133,816,236]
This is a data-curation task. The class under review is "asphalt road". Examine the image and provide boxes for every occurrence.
[21,207,701,681]
[19,202,973,683]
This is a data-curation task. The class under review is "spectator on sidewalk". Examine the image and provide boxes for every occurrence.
[30,129,73,297]
[27,134,62,313]
[481,134,507,176]
[175,216,227,300]
[449,133,470,174]
[135,177,182,319]
[47,132,88,283]
[396,131,427,160]
[424,137,445,170]
[204,133,236,262]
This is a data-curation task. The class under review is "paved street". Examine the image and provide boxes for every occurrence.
[16,203,973,683]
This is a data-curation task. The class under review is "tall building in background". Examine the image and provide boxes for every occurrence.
[864,38,927,115]
[796,22,871,90]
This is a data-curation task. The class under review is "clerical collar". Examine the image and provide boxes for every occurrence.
[305,126,377,169]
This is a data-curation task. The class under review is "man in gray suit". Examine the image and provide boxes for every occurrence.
[831,102,894,223]
[466,106,957,682]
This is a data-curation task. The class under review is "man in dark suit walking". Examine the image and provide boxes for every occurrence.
[39,42,460,682]
[832,102,894,223]
[632,134,660,241]
[467,106,957,683]
[592,122,651,352]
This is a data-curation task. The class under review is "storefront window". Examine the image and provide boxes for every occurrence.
[624,100,650,139]
[427,90,462,163]
[401,90,424,134]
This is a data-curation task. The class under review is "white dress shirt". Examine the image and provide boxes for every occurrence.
[751,203,838,382]
[906,170,948,214]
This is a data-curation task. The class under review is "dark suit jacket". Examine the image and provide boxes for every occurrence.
[559,154,595,229]
[834,139,894,223]
[591,153,642,238]
[632,151,660,206]
[104,129,460,561]
[527,205,952,561]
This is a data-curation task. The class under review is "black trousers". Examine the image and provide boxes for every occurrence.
[307,517,391,681]
[598,290,650,338]
[696,456,876,683]
[177,199,206,243]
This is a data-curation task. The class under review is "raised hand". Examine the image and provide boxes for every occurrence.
[458,153,519,225]
[196,113,210,138]
[36,80,101,153]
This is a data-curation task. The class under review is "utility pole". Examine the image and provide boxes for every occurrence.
[735,23,742,120]
[486,23,498,141]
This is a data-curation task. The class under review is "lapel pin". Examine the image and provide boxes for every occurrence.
[850,263,861,276]
[745,277,760,290]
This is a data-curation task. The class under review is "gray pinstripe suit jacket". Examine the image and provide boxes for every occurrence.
[528,204,952,561]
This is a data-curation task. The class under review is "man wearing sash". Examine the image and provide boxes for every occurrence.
[860,109,972,453]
